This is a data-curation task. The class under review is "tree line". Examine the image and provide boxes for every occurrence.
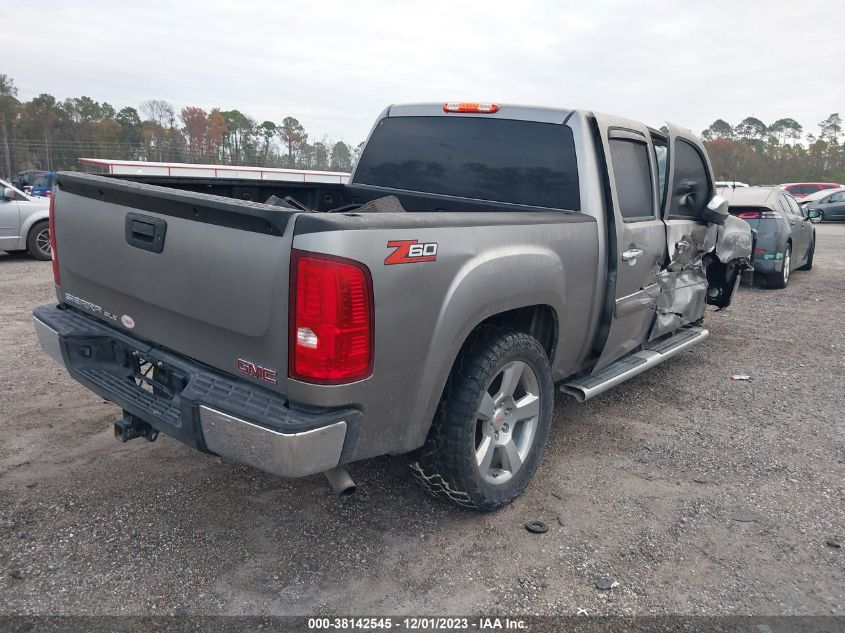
[702,114,844,185]
[0,73,362,180]
[2,71,843,186]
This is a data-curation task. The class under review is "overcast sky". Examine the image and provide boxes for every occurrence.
[2,0,842,145]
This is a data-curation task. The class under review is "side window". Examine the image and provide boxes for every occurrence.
[828,192,845,203]
[669,139,712,219]
[776,195,792,216]
[785,196,803,217]
[609,138,654,221]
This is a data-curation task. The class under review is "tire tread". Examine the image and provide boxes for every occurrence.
[410,327,552,511]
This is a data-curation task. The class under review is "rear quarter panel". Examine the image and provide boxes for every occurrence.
[16,200,50,250]
[752,216,790,273]
[290,212,600,459]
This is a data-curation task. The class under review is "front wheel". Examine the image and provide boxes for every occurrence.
[410,328,553,511]
[26,221,52,261]
[810,211,823,224]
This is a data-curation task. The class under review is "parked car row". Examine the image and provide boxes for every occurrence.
[778,181,844,199]
[15,170,57,197]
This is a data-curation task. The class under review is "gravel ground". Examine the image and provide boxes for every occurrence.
[0,224,843,617]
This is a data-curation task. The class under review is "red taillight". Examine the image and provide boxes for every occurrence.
[289,250,373,384]
[48,193,60,285]
[443,102,500,113]
[733,209,778,220]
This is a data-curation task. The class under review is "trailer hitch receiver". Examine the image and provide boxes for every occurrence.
[114,411,159,443]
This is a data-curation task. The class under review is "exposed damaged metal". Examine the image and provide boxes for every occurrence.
[649,224,712,339]
[644,177,754,341]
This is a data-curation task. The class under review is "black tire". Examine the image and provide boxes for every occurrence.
[767,242,791,289]
[810,211,823,224]
[26,221,52,261]
[410,328,554,511]
[797,236,814,271]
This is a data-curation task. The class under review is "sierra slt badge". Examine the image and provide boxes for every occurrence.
[384,239,438,265]
[64,292,119,323]
[236,358,277,385]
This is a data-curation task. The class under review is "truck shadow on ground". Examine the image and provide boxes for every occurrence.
[0,252,41,262]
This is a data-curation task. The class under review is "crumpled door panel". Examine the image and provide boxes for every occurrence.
[649,224,714,340]
[649,216,752,339]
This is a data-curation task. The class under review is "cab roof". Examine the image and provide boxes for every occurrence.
[385,103,575,125]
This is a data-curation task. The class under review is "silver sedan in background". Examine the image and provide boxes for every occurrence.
[0,179,52,260]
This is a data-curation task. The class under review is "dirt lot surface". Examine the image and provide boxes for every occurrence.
[1,225,843,617]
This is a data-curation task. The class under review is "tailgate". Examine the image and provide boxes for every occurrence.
[52,173,297,394]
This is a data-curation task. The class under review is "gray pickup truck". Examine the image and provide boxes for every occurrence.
[33,103,752,510]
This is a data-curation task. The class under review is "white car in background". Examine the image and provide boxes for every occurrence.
[0,178,52,260]
[716,181,749,189]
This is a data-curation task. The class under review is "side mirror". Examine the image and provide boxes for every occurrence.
[3,187,15,201]
[806,208,822,220]
[701,194,729,225]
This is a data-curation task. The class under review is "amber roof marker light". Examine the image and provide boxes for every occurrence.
[443,102,500,113]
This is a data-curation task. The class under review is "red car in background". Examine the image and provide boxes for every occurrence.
[779,182,844,198]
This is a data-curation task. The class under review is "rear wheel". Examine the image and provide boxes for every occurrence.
[26,221,52,261]
[410,328,553,511]
[767,243,791,289]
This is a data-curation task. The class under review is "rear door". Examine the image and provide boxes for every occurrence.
[0,194,21,250]
[592,114,665,371]
[784,194,812,259]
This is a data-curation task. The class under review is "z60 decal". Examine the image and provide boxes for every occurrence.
[384,240,438,265]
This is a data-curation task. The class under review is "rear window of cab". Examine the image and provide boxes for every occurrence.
[354,116,580,211]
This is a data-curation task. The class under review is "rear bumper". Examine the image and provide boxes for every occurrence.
[751,256,784,275]
[32,304,360,478]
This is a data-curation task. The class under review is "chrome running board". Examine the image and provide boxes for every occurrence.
[561,327,709,402]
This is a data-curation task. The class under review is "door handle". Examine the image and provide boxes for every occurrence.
[621,248,644,262]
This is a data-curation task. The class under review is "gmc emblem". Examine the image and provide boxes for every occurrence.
[236,358,277,385]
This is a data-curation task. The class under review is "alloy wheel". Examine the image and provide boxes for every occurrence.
[36,228,52,258]
[474,360,541,485]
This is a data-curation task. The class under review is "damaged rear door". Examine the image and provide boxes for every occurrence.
[592,114,666,371]
[648,125,751,340]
